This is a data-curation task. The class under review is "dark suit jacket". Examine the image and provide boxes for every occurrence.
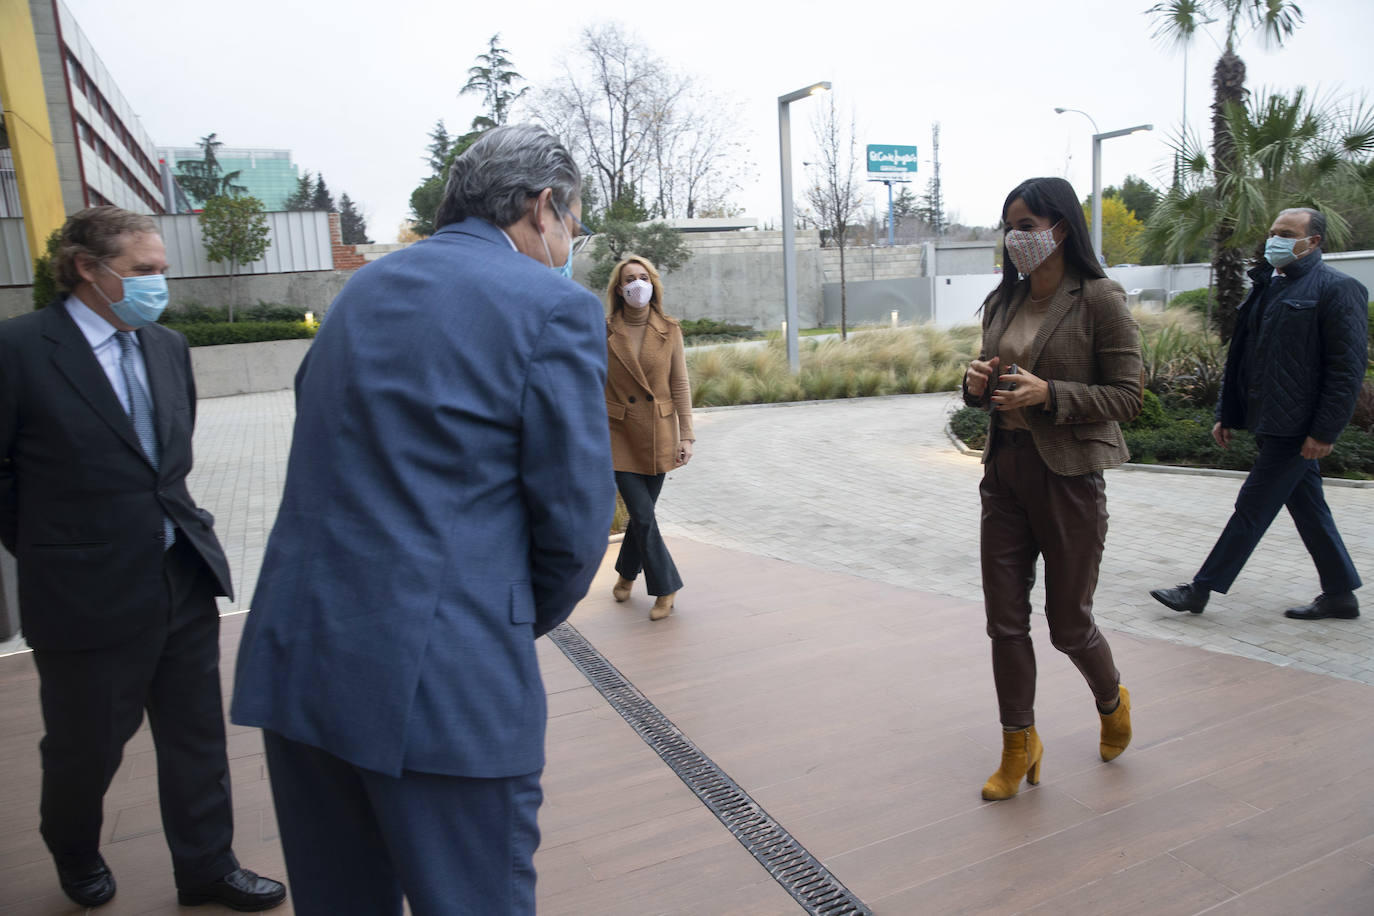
[0,297,233,650]
[965,275,1143,476]
[230,217,615,779]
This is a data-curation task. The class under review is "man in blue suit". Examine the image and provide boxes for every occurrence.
[230,124,615,915]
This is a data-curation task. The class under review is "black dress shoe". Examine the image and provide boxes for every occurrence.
[178,868,286,911]
[57,855,116,908]
[1285,591,1360,620]
[1150,582,1210,614]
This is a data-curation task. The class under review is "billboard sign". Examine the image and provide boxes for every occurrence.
[867,144,919,174]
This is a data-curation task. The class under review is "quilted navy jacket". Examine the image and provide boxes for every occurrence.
[1216,251,1369,443]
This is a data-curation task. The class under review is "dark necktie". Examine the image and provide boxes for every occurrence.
[116,331,175,549]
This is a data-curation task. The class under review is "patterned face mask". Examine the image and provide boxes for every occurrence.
[1004,222,1062,275]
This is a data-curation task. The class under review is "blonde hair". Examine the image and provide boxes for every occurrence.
[604,254,668,319]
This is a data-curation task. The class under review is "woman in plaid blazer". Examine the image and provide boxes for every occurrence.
[962,177,1143,801]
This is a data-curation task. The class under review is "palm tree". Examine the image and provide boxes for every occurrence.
[1143,87,1374,328]
[1147,0,1304,340]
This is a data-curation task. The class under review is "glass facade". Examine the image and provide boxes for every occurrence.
[158,147,300,211]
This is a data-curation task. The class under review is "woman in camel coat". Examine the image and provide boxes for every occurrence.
[604,255,694,620]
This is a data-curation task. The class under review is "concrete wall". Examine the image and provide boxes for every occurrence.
[190,337,312,399]
[165,269,354,312]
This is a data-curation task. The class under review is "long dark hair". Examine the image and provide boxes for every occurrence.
[988,176,1103,316]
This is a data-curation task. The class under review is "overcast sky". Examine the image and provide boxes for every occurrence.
[64,0,1373,242]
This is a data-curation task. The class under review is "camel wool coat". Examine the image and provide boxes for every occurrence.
[606,309,694,475]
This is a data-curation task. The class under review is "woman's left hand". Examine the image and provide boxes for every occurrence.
[676,440,693,467]
[988,366,1050,411]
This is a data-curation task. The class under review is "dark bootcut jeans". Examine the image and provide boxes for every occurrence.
[615,471,683,597]
[1194,434,1362,595]
[980,429,1120,728]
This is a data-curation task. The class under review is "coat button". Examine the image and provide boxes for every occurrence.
[646,394,654,401]
[628,396,636,403]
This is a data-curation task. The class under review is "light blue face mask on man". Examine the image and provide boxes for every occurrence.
[539,204,592,279]
[1264,235,1312,269]
[100,264,169,327]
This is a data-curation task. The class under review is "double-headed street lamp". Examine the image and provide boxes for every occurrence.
[1054,107,1152,265]
[779,81,831,374]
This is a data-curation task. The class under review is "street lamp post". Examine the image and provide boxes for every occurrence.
[1054,108,1152,265]
[779,81,830,374]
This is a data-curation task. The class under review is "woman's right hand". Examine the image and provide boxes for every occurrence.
[965,356,1001,398]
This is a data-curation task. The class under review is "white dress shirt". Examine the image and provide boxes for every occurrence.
[65,296,152,415]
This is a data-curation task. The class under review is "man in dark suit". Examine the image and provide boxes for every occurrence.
[231,124,615,914]
[0,207,286,910]
[1151,207,1367,619]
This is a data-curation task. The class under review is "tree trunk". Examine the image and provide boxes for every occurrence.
[228,262,237,322]
[1210,47,1247,342]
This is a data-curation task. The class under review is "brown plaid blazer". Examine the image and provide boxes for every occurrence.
[965,274,1143,477]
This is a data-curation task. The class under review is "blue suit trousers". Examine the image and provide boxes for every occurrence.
[1194,434,1361,595]
[262,731,541,916]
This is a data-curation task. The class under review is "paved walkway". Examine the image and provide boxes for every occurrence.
[3,388,1373,915]
[11,389,1365,676]
[656,393,1374,685]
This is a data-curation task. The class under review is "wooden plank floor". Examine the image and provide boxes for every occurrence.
[3,537,1373,914]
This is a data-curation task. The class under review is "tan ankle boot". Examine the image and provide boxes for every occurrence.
[1099,685,1132,762]
[612,576,633,602]
[981,726,1043,800]
[650,593,675,621]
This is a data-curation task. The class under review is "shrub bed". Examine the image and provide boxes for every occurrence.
[687,325,980,407]
[164,321,315,347]
[947,399,1374,479]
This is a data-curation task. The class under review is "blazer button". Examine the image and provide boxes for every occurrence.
[646,394,654,401]
[628,396,636,403]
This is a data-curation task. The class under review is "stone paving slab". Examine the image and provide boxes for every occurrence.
[653,393,1374,685]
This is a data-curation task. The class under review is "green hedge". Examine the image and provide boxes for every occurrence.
[679,317,757,340]
[166,303,308,324]
[947,404,1374,479]
[164,321,316,347]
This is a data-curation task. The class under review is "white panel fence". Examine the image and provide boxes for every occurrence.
[0,210,334,285]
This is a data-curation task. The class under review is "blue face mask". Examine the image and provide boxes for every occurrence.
[100,265,169,328]
[1264,235,1311,269]
[539,204,580,279]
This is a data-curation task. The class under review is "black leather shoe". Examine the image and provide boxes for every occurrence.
[1150,583,1210,614]
[178,868,286,911]
[57,855,115,908]
[1285,591,1360,620]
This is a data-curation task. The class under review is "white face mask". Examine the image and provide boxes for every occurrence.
[622,278,653,308]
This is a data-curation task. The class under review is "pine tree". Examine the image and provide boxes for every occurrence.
[460,34,528,131]
[283,171,314,210]
[338,194,371,245]
[311,175,336,212]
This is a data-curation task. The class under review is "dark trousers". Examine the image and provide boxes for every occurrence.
[262,731,541,916]
[31,536,236,887]
[980,430,1120,728]
[1194,434,1362,595]
[615,471,683,596]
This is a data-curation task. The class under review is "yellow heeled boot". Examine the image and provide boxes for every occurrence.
[1099,685,1132,762]
[612,576,633,602]
[650,592,675,621]
[981,726,1043,800]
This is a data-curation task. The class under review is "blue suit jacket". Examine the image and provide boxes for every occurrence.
[230,218,615,778]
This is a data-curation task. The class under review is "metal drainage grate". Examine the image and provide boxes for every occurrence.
[549,622,872,916]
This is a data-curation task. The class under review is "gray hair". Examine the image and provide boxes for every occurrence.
[54,206,158,290]
[433,124,581,231]
[1281,207,1326,240]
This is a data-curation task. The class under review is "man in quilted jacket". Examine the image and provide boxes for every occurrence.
[1151,207,1369,620]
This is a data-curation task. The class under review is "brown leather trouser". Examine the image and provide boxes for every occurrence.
[980,429,1120,728]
